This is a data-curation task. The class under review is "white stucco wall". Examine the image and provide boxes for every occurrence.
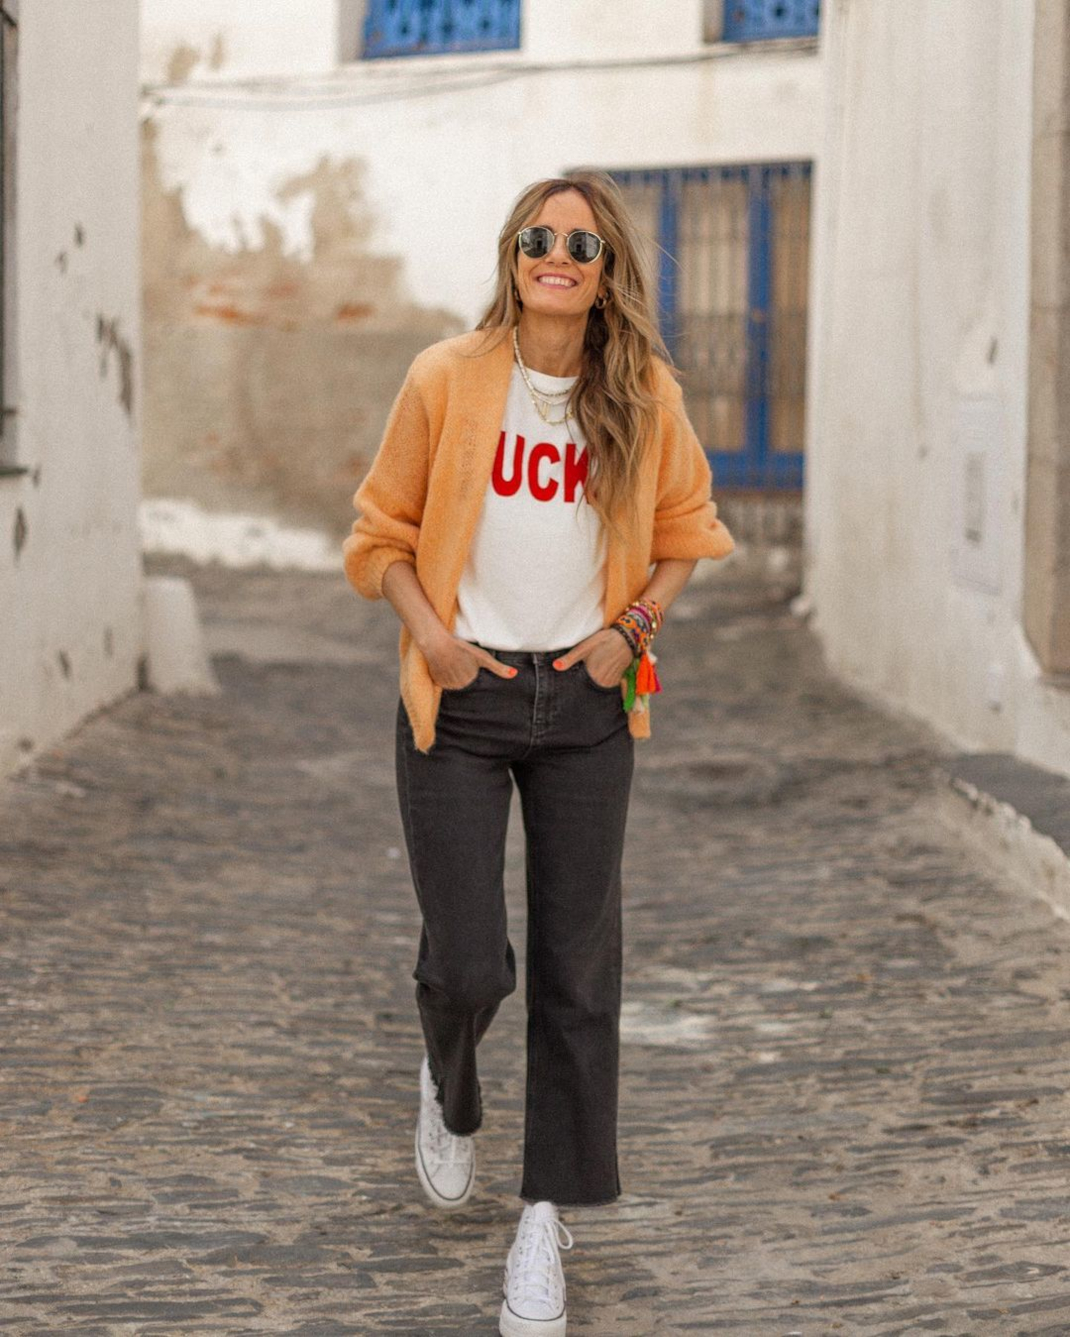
[805,0,1070,773]
[139,0,343,84]
[141,0,823,330]
[0,0,143,776]
[140,0,732,86]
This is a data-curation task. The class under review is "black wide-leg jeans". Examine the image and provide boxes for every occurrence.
[395,641,635,1207]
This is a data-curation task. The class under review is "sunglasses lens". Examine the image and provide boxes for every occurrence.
[568,231,602,263]
[518,227,553,259]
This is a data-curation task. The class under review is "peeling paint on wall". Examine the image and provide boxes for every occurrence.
[12,505,26,557]
[165,32,226,84]
[96,314,135,418]
[141,117,465,536]
[166,43,200,84]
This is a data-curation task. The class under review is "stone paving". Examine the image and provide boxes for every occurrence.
[3,556,1070,1335]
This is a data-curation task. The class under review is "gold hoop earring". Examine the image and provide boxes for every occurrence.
[512,283,523,308]
[595,292,608,310]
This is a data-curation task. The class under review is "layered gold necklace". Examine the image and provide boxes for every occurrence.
[512,326,577,429]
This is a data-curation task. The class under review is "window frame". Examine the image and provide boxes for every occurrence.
[607,161,811,492]
[707,0,820,46]
[361,0,522,61]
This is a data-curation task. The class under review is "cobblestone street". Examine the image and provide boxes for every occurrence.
[3,559,1070,1335]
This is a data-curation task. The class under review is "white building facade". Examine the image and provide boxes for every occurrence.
[806,0,1070,777]
[0,4,1055,793]
[143,1,1070,778]
[139,0,822,548]
[0,0,143,776]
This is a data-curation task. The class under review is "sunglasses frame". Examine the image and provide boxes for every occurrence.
[515,225,610,265]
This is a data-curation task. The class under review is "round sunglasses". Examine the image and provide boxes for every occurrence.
[516,225,609,265]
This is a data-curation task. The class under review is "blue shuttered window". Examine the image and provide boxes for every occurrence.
[363,0,521,59]
[723,0,819,42]
[609,163,811,492]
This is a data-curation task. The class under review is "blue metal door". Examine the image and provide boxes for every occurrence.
[608,162,811,491]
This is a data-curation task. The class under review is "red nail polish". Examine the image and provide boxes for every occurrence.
[552,659,563,669]
[509,667,518,677]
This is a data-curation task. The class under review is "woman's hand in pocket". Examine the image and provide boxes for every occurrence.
[425,635,518,690]
[552,630,634,688]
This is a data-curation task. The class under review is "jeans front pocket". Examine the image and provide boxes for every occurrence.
[579,660,624,694]
[441,666,484,694]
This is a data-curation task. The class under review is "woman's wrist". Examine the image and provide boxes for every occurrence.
[414,622,454,657]
[612,597,663,659]
[608,623,638,657]
[381,561,453,656]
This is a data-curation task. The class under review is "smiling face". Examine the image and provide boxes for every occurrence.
[514,188,607,320]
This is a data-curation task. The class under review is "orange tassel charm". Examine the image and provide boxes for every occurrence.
[634,648,662,696]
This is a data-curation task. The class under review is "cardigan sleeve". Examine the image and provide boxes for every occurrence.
[649,376,736,563]
[342,365,431,601]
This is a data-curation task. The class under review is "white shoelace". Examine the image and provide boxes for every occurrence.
[510,1211,575,1310]
[426,1094,469,1166]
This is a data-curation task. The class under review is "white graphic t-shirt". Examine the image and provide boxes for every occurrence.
[452,363,607,651]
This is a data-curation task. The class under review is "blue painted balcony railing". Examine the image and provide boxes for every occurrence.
[722,0,820,42]
[363,0,522,59]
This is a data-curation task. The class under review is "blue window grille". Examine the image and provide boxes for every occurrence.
[608,162,812,491]
[723,0,819,42]
[363,0,521,59]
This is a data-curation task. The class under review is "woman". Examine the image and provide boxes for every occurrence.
[343,172,734,1336]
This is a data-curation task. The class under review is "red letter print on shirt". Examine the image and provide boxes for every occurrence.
[528,442,560,501]
[491,433,588,504]
[562,441,587,504]
[492,431,525,497]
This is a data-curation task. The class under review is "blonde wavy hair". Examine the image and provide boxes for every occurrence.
[472,172,672,548]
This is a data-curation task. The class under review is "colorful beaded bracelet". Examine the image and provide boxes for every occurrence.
[614,598,662,656]
[612,597,664,718]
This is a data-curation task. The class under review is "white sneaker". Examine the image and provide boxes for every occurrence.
[499,1200,574,1336]
[414,1054,475,1210]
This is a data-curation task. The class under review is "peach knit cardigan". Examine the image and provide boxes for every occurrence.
[342,327,735,753]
